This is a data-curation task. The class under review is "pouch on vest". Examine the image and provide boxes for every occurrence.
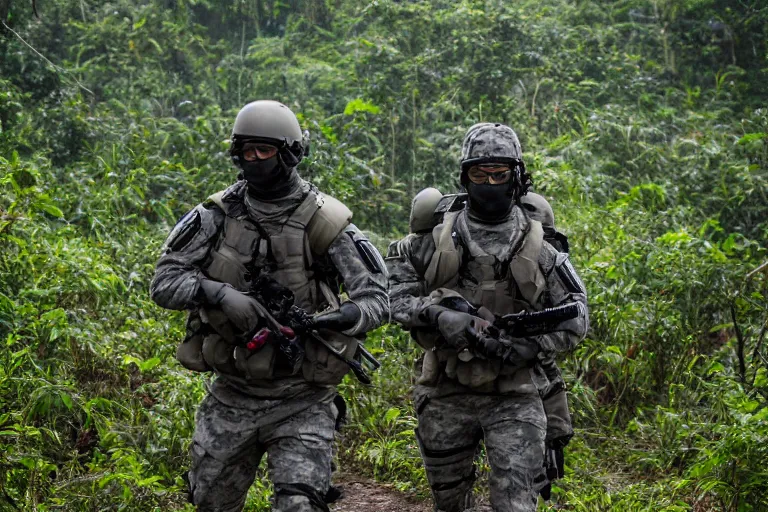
[205,215,262,290]
[176,311,211,372]
[455,357,501,390]
[233,342,279,381]
[542,387,573,443]
[201,333,238,375]
[416,350,440,386]
[302,328,358,385]
[177,308,237,373]
[412,327,440,352]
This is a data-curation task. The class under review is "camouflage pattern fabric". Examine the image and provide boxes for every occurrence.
[189,389,336,512]
[414,388,547,512]
[387,211,588,352]
[150,178,388,339]
[386,202,588,512]
[460,123,523,165]
[151,175,389,511]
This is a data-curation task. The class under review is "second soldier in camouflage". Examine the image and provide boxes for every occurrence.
[386,123,589,512]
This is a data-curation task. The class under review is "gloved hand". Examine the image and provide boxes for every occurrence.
[468,324,539,363]
[467,325,505,359]
[199,279,261,332]
[433,309,489,350]
[312,302,362,333]
[501,336,539,363]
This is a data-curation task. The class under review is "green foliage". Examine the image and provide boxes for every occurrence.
[1,0,767,509]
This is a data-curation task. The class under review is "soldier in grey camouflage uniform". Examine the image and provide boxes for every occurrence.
[151,100,389,512]
[386,123,588,512]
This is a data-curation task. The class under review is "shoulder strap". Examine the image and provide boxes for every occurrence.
[285,190,322,229]
[510,218,546,306]
[207,190,227,211]
[210,186,352,255]
[424,211,461,291]
[206,180,250,216]
[306,193,353,255]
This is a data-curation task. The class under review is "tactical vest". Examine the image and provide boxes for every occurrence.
[417,207,547,390]
[176,184,359,386]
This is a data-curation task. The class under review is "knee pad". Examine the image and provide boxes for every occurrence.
[415,427,480,469]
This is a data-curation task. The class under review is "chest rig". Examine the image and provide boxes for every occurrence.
[204,186,325,312]
[178,182,358,385]
[418,207,547,390]
[425,208,546,314]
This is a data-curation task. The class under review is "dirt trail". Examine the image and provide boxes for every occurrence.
[329,477,430,512]
[329,476,493,512]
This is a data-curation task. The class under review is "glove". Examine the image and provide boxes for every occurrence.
[468,324,539,363]
[312,302,362,332]
[501,336,539,363]
[199,279,261,332]
[433,309,489,350]
[467,325,505,359]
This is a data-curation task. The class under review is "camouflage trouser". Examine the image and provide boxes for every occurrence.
[188,392,336,512]
[414,391,547,512]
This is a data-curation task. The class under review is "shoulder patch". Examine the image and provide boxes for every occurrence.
[342,226,386,275]
[167,209,202,252]
[555,254,585,295]
[352,237,385,274]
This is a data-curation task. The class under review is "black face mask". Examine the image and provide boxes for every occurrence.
[467,182,514,221]
[241,156,283,189]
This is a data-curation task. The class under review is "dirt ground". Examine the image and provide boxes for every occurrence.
[330,478,431,512]
[330,475,493,512]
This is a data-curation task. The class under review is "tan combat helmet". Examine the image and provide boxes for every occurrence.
[230,100,308,168]
[520,192,555,229]
[232,100,303,145]
[409,187,443,233]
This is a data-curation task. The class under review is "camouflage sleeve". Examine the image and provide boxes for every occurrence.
[326,223,389,336]
[385,233,436,328]
[149,202,225,310]
[532,242,589,353]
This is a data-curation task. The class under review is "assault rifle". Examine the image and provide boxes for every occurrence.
[437,295,581,346]
[245,275,380,384]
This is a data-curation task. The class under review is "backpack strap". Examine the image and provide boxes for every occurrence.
[424,211,462,292]
[210,185,352,256]
[510,218,546,305]
[207,190,227,211]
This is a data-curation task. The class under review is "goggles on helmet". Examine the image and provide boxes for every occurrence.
[242,142,279,161]
[466,164,514,185]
